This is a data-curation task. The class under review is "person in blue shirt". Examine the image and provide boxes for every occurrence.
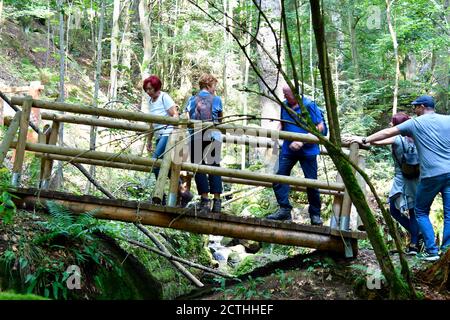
[352,95,450,261]
[185,73,224,213]
[266,86,325,225]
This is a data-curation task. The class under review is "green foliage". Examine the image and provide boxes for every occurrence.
[274,269,294,293]
[0,291,49,300]
[0,168,18,224]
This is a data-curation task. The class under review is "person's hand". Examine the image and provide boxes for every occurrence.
[289,141,303,151]
[349,136,368,145]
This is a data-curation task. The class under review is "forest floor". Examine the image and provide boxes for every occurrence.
[195,248,450,300]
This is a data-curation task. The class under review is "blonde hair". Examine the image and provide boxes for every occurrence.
[198,73,218,90]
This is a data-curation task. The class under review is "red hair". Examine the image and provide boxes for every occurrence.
[142,75,162,92]
[392,112,410,126]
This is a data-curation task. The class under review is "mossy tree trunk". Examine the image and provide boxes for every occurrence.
[309,0,415,299]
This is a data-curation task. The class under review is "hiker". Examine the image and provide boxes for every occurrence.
[143,75,193,206]
[356,112,423,255]
[352,95,450,261]
[267,86,326,225]
[185,73,224,213]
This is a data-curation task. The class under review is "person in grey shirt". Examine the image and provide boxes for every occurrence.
[367,112,422,255]
[352,95,450,261]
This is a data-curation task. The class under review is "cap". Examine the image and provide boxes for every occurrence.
[411,95,435,108]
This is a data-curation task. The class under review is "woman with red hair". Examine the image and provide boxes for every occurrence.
[365,112,423,254]
[143,75,192,206]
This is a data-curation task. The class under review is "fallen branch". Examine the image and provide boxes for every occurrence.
[122,237,234,279]
[134,222,204,288]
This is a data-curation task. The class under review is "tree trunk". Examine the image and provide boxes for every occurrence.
[109,0,122,102]
[45,0,51,68]
[0,0,4,30]
[432,0,449,113]
[309,5,315,99]
[309,0,415,299]
[119,0,132,89]
[55,0,66,189]
[86,0,105,193]
[386,0,400,116]
[222,0,229,106]
[139,0,152,78]
[346,0,360,79]
[255,0,284,131]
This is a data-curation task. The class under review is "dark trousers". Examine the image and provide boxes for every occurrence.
[190,135,223,195]
[273,154,321,218]
[389,201,420,246]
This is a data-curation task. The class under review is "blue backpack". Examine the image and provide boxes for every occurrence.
[189,94,214,121]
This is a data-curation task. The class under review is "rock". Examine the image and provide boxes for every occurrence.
[238,239,261,254]
[228,245,246,255]
[213,247,231,262]
[220,237,235,247]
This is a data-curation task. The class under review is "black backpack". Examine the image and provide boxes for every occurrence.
[392,137,420,179]
[190,94,214,121]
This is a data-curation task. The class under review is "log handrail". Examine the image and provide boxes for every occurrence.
[9,141,346,192]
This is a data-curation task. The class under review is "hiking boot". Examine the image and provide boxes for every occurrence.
[310,215,323,226]
[405,245,419,256]
[179,191,194,208]
[417,251,440,262]
[193,198,210,212]
[266,207,292,221]
[212,199,222,213]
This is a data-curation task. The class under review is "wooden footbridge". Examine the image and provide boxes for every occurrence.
[1,95,367,258]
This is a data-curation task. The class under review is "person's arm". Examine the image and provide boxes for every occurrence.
[351,126,400,145]
[167,105,179,117]
[316,121,325,133]
[370,136,397,146]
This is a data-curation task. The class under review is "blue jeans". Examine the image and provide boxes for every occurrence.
[151,135,169,179]
[389,201,420,246]
[415,172,450,254]
[190,135,223,195]
[272,154,321,218]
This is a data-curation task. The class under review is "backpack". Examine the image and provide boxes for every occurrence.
[189,94,214,121]
[392,137,420,179]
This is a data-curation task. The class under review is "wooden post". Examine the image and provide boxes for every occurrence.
[152,134,176,204]
[38,124,51,185]
[330,173,343,229]
[41,121,60,189]
[339,142,360,231]
[168,117,187,206]
[11,97,32,186]
[352,154,366,231]
[0,111,21,165]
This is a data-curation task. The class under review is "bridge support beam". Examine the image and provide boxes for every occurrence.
[13,188,362,257]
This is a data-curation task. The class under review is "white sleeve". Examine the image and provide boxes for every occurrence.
[162,93,176,111]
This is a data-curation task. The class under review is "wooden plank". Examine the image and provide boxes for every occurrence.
[11,97,32,186]
[0,111,21,164]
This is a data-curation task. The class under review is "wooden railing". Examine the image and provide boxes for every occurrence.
[2,96,367,251]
